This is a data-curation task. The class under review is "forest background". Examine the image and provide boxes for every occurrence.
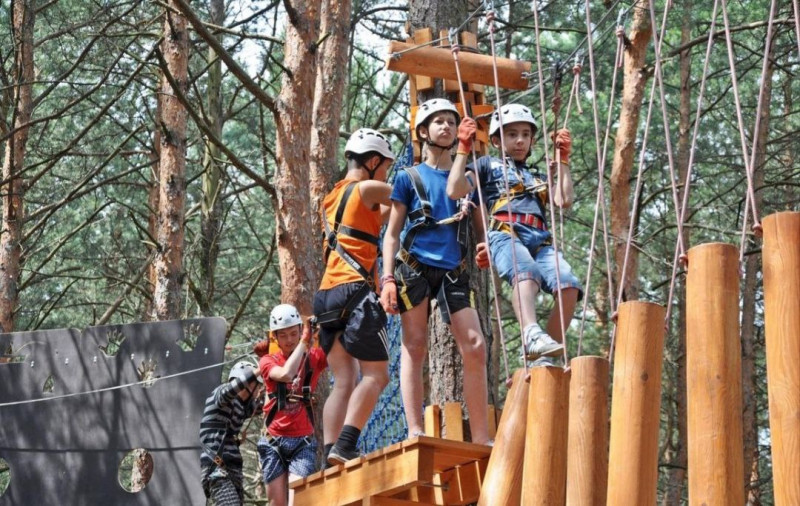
[1,0,797,503]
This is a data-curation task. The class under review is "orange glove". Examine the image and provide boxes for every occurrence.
[475,242,490,270]
[457,117,477,154]
[552,128,572,164]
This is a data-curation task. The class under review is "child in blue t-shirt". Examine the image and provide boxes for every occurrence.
[447,103,582,367]
[380,98,490,445]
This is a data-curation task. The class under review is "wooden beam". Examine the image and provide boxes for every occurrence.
[387,41,531,90]
[762,212,800,505]
[522,366,570,504]
[424,404,441,438]
[478,369,528,505]
[411,29,434,92]
[443,402,464,441]
[686,243,744,505]
[606,301,666,505]
[566,356,609,506]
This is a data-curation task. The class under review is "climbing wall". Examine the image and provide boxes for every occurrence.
[0,318,226,505]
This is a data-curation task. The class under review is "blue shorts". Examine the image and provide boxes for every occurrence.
[258,435,318,484]
[488,223,583,299]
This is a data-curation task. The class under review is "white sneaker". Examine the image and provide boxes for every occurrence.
[529,356,559,368]
[523,324,564,360]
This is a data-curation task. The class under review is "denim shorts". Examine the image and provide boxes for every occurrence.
[258,435,318,484]
[488,223,583,299]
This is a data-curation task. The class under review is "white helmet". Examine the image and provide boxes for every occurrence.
[269,304,302,331]
[489,103,538,137]
[228,359,262,384]
[414,98,460,138]
[345,128,395,161]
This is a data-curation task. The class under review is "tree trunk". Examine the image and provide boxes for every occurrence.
[197,0,226,316]
[0,0,35,333]
[152,1,190,321]
[143,82,163,322]
[272,1,320,314]
[742,28,774,505]
[610,0,652,302]
[662,7,692,502]
[309,0,351,272]
[782,78,795,206]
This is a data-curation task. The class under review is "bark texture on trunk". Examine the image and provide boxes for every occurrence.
[198,0,226,315]
[610,1,652,302]
[0,0,35,332]
[309,0,352,281]
[153,1,190,321]
[273,1,321,314]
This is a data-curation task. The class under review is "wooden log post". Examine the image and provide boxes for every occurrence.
[606,301,666,505]
[686,243,744,505]
[522,366,570,505]
[478,369,528,506]
[762,212,800,505]
[386,41,532,90]
[566,356,609,506]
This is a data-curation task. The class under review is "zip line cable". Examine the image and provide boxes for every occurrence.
[0,354,245,408]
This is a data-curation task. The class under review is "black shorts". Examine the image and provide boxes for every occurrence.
[394,257,476,325]
[313,282,389,362]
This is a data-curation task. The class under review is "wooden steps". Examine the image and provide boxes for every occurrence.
[290,436,491,506]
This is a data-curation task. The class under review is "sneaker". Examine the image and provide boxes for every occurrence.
[529,356,559,368]
[326,445,361,466]
[408,430,426,439]
[523,324,564,360]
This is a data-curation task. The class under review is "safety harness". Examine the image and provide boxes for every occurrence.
[398,166,471,271]
[263,352,315,429]
[487,162,549,236]
[317,181,380,325]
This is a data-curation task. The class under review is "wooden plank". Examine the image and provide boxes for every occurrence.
[487,405,498,440]
[762,212,800,505]
[424,404,441,438]
[363,496,436,506]
[412,29,434,91]
[441,29,460,93]
[439,459,488,505]
[292,437,491,506]
[386,40,531,90]
[292,445,433,506]
[406,37,418,109]
[460,32,484,94]
[442,402,464,441]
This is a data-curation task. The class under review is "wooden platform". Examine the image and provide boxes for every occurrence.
[290,436,492,506]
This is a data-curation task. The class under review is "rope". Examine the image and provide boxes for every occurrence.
[719,0,764,258]
[485,8,531,376]
[0,355,243,408]
[648,0,687,264]
[448,29,512,383]
[737,0,777,260]
[664,0,720,326]
[611,0,674,361]
[530,0,570,367]
[576,0,624,357]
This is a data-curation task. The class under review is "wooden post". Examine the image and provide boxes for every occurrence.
[762,212,800,505]
[606,301,666,505]
[566,356,609,506]
[478,369,528,506]
[686,243,744,505]
[522,366,570,505]
[386,41,532,90]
